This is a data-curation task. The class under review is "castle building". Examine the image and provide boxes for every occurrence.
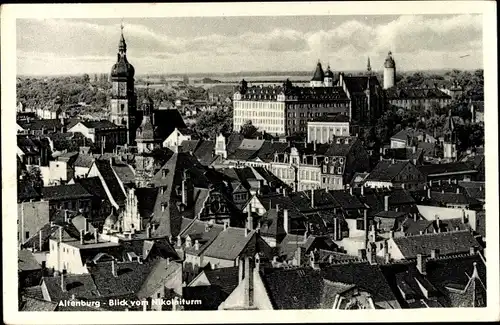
[109,25,137,145]
[383,51,396,89]
[233,62,351,136]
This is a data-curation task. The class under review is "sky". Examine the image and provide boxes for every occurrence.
[17,14,483,76]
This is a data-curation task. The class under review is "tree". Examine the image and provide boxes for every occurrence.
[193,108,233,139]
[240,120,259,139]
[23,167,44,192]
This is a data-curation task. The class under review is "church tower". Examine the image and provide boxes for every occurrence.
[134,86,161,188]
[443,110,457,160]
[383,51,396,89]
[110,23,137,145]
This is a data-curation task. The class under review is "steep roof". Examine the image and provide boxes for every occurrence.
[94,159,126,206]
[392,231,480,259]
[19,297,58,311]
[41,183,93,201]
[79,120,124,130]
[202,228,258,261]
[365,160,412,182]
[311,61,325,81]
[18,250,41,272]
[203,266,240,295]
[418,162,477,177]
[385,87,451,100]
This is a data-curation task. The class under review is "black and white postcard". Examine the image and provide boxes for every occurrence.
[2,1,498,324]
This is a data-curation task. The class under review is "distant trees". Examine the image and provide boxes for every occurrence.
[193,108,233,139]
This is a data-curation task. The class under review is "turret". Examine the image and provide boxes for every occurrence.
[324,65,334,87]
[383,51,396,89]
[310,60,325,87]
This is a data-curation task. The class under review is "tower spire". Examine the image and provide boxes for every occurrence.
[118,20,127,54]
[367,57,372,72]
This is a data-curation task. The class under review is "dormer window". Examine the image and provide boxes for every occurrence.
[161,202,168,211]
[162,170,168,178]
[339,157,344,164]
[323,165,327,173]
[336,138,341,144]
[337,167,342,174]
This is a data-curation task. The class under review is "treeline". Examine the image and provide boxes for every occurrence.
[17,74,111,110]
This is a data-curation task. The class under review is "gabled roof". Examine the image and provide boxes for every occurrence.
[203,266,240,295]
[178,220,225,256]
[93,159,126,206]
[111,163,135,185]
[391,128,434,142]
[41,183,93,201]
[365,160,413,182]
[79,120,124,130]
[342,75,381,93]
[202,228,258,261]
[392,231,480,259]
[18,250,42,272]
[385,87,451,100]
[73,176,108,200]
[19,296,58,311]
[73,153,95,168]
[418,162,477,177]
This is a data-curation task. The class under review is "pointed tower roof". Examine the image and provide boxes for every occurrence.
[118,22,127,54]
[384,51,396,69]
[367,57,372,73]
[311,60,325,81]
[465,262,487,307]
[444,110,456,133]
[111,23,135,79]
[324,65,334,78]
[136,84,158,142]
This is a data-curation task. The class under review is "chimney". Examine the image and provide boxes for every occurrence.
[243,256,253,307]
[282,187,287,197]
[64,210,68,223]
[58,226,63,243]
[361,185,364,196]
[255,253,261,273]
[389,230,394,238]
[176,235,182,247]
[194,239,200,250]
[456,187,460,194]
[414,213,418,222]
[369,225,376,243]
[39,229,43,251]
[283,209,289,234]
[470,246,477,255]
[146,224,151,238]
[412,146,416,154]
[435,216,441,232]
[223,220,229,231]
[391,158,395,164]
[181,171,188,206]
[384,195,389,212]
[349,187,353,196]
[310,189,315,208]
[431,249,439,259]
[60,273,66,292]
[245,227,250,237]
[247,207,253,231]
[79,229,84,245]
[94,229,98,244]
[84,218,89,233]
[367,243,376,265]
[310,251,320,270]
[416,254,426,274]
[111,260,117,277]
[385,253,391,264]
[357,249,367,260]
[238,257,245,284]
[185,236,192,248]
[427,188,431,199]
[363,209,368,249]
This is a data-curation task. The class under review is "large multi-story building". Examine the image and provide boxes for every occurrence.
[233,62,351,136]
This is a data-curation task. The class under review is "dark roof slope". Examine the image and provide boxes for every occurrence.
[41,183,93,201]
[365,160,410,182]
[392,231,480,258]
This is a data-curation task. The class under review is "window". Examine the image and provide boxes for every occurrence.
[356,219,364,230]
[121,104,125,112]
[25,231,30,239]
